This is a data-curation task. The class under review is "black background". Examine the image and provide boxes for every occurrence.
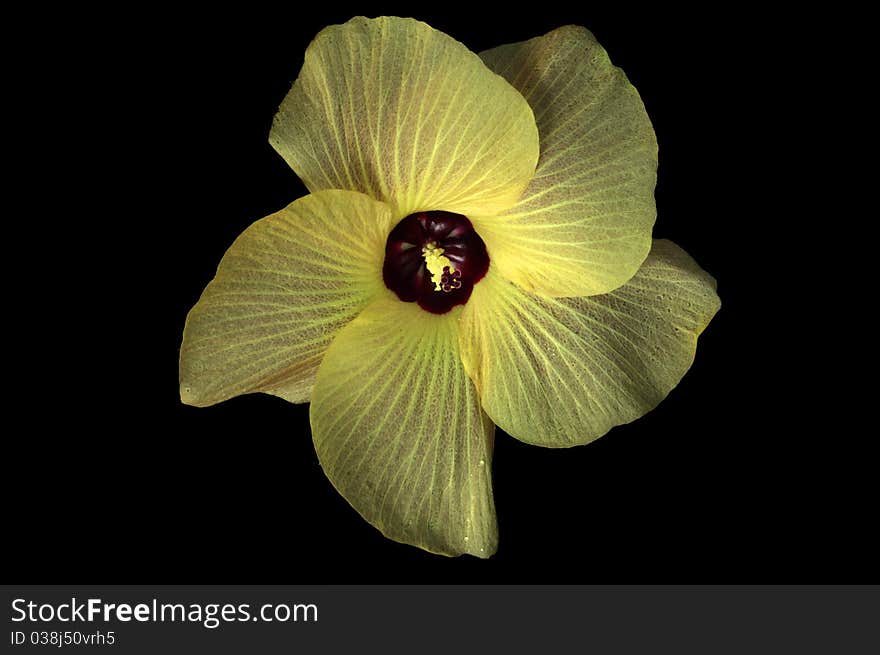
[11,5,870,582]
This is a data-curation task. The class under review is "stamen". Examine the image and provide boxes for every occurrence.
[422,242,458,292]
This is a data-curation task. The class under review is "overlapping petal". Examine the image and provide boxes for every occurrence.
[179,190,393,407]
[270,16,539,220]
[476,25,658,297]
[310,298,497,557]
[459,240,720,447]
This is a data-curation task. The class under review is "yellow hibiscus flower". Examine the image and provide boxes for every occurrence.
[179,16,720,557]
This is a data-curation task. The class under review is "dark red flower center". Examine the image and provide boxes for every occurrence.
[383,211,490,314]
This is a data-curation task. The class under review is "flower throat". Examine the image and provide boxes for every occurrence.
[383,211,489,314]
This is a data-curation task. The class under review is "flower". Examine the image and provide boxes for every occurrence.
[179,16,720,557]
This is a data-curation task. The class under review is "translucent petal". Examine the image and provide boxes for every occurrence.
[476,25,658,297]
[459,240,720,446]
[270,16,539,220]
[310,298,497,557]
[179,190,393,407]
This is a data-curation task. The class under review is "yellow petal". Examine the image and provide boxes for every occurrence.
[459,240,719,447]
[179,190,393,407]
[310,298,497,557]
[475,25,658,297]
[270,16,539,220]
